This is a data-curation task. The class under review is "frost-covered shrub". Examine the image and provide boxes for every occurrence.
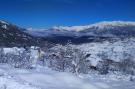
[44,44,90,74]
[0,47,39,69]
[96,58,135,75]
[0,48,7,63]
[96,51,110,74]
[96,51,135,75]
[6,49,33,68]
[97,59,109,74]
[44,44,75,72]
[119,58,135,75]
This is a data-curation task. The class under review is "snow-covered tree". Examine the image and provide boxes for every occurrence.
[119,52,135,75]
[6,49,33,68]
[44,43,90,74]
[0,48,6,63]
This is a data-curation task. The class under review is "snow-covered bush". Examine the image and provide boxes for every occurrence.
[0,47,39,69]
[0,38,135,76]
[96,51,135,75]
[44,44,90,74]
[7,50,33,68]
[0,48,7,63]
[119,56,135,75]
[97,60,109,74]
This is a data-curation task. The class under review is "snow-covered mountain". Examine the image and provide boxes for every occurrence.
[79,21,135,37]
[26,21,135,36]
[51,21,135,32]
[0,20,38,47]
[25,21,135,44]
[26,28,77,37]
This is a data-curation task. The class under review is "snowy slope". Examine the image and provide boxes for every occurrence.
[0,20,38,47]
[0,46,135,89]
[0,64,39,89]
[0,64,135,89]
[76,38,135,66]
[0,77,39,89]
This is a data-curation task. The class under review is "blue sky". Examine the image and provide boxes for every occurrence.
[0,0,135,28]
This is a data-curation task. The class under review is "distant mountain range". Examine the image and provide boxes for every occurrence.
[25,21,135,44]
[1,20,135,47]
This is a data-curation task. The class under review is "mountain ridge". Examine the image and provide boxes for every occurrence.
[25,21,135,44]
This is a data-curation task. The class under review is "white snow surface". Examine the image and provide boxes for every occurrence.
[0,64,135,89]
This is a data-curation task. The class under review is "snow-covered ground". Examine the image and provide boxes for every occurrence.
[0,64,135,89]
[0,64,39,89]
[76,38,135,66]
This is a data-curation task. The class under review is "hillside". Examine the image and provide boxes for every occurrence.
[0,20,38,47]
